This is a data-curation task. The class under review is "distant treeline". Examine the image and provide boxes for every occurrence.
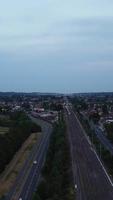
[0,111,41,173]
[33,114,75,200]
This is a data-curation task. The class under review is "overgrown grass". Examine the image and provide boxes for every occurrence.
[33,113,75,200]
[0,127,9,135]
[0,111,41,174]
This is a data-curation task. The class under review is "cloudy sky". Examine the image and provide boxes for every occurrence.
[0,0,113,93]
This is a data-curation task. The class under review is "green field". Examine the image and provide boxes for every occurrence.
[0,127,9,135]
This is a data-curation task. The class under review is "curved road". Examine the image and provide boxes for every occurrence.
[5,116,52,200]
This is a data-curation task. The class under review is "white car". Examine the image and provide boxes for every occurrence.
[75,184,77,189]
[33,160,37,164]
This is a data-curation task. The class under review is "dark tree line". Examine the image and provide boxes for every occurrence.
[105,122,113,143]
[0,111,41,173]
[33,114,75,200]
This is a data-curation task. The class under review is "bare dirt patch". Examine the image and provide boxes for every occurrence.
[0,132,42,197]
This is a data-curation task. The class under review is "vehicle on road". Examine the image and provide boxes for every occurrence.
[75,184,77,189]
[33,160,37,164]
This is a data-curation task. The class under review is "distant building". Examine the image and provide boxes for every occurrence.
[33,108,45,112]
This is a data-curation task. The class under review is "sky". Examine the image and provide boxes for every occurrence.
[0,0,113,93]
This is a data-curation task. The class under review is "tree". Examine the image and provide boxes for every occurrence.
[102,104,108,115]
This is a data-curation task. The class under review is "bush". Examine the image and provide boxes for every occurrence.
[0,111,41,173]
[33,113,75,200]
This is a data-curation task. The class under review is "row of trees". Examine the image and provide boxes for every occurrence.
[0,111,41,173]
[105,122,113,143]
[33,114,75,200]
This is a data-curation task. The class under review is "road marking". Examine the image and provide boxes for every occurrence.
[90,146,93,151]
[8,135,44,200]
[24,133,51,200]
[11,123,51,200]
[65,105,71,115]
[72,110,91,146]
[70,107,113,188]
[93,150,113,187]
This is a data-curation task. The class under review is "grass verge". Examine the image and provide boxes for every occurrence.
[33,113,75,200]
[0,132,42,197]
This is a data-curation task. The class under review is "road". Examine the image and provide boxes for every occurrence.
[65,104,113,200]
[80,111,113,156]
[95,126,113,155]
[6,116,52,200]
